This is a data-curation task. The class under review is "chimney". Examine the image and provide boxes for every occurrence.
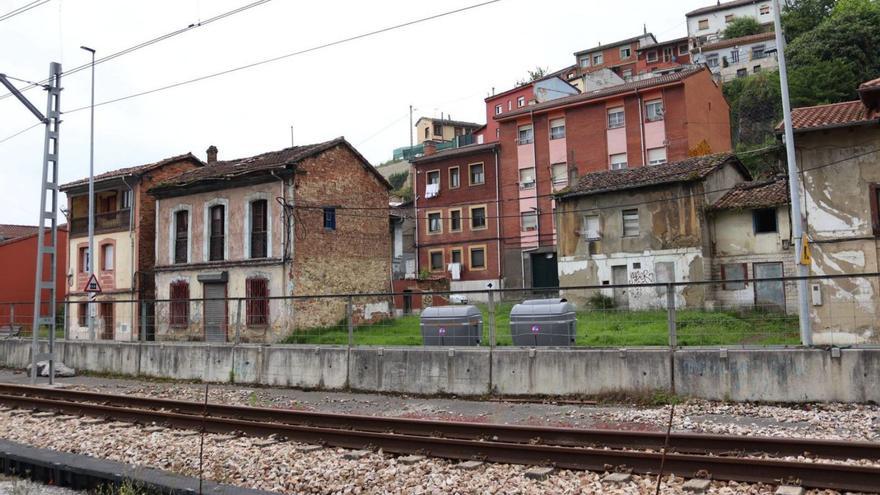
[206,145,218,163]
[423,141,437,156]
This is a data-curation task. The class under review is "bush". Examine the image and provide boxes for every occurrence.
[723,17,762,38]
[587,293,616,310]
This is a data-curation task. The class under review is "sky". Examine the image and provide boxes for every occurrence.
[0,0,709,225]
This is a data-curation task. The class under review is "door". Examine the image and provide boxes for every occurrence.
[612,265,628,309]
[531,252,560,289]
[754,262,785,312]
[403,290,413,315]
[203,283,227,342]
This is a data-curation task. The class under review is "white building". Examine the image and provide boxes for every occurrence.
[686,0,775,47]
[691,32,779,81]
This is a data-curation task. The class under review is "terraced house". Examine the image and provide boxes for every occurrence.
[149,138,392,343]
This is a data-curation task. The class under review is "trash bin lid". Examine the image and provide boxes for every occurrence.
[420,305,482,320]
[510,300,576,316]
[521,298,567,305]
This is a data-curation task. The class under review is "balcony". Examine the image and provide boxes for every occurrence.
[70,209,131,236]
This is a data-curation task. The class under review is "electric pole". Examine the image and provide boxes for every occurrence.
[82,46,97,341]
[772,0,812,345]
[0,62,63,384]
[409,105,413,150]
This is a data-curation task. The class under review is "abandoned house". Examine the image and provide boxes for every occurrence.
[148,137,393,343]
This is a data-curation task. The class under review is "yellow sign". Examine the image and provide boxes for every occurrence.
[800,234,812,265]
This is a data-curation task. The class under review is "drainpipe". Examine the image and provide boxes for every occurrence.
[122,175,135,341]
[271,170,289,293]
[494,148,502,288]
[413,170,420,276]
[530,110,540,242]
[636,89,647,166]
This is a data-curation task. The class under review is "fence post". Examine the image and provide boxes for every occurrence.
[666,283,677,348]
[487,289,496,348]
[235,299,242,345]
[139,300,147,343]
[346,296,354,348]
[9,303,14,332]
[62,301,68,341]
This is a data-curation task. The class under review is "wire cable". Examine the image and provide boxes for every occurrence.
[0,0,50,23]
[0,122,42,144]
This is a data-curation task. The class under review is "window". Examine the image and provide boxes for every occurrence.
[251,199,268,257]
[737,68,748,78]
[427,212,442,234]
[678,44,689,56]
[579,56,590,68]
[323,207,336,231]
[449,209,462,232]
[753,208,778,233]
[722,263,748,290]
[450,248,463,265]
[469,163,485,185]
[647,147,667,165]
[752,45,766,60]
[433,124,442,136]
[620,46,631,59]
[495,104,502,115]
[551,163,568,185]
[549,118,565,140]
[246,277,269,326]
[521,211,538,231]
[79,246,89,273]
[101,243,114,271]
[654,261,675,297]
[508,100,512,111]
[645,100,664,121]
[517,124,533,145]
[449,166,460,189]
[209,204,225,261]
[610,153,628,170]
[607,107,625,128]
[517,96,525,107]
[469,246,486,270]
[621,69,633,80]
[582,215,601,240]
[706,54,719,68]
[759,4,770,15]
[871,184,880,235]
[426,170,440,198]
[174,210,188,264]
[753,65,762,73]
[424,127,429,140]
[730,49,740,64]
[592,53,603,65]
[427,170,440,186]
[122,190,132,209]
[519,167,536,189]
[429,250,444,271]
[98,192,117,214]
[725,14,735,22]
[646,50,658,63]
[78,302,87,327]
[698,18,709,30]
[99,303,113,339]
[470,206,487,230]
[663,47,673,62]
[622,209,639,236]
[170,281,189,327]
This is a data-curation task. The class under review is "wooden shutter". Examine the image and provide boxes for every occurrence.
[170,281,189,327]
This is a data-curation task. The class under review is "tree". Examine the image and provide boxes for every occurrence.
[516,66,548,86]
[781,0,837,41]
[723,17,762,38]
[387,171,408,191]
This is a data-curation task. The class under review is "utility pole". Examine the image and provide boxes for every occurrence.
[409,105,413,149]
[82,46,97,341]
[0,62,63,384]
[772,0,812,345]
[290,125,294,147]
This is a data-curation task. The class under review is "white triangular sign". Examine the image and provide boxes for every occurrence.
[83,273,102,293]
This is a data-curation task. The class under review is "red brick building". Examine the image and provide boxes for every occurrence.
[412,142,502,299]
[0,225,68,330]
[495,65,731,288]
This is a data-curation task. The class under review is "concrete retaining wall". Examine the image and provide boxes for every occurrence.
[1,339,877,403]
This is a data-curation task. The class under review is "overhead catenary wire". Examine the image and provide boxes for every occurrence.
[0,0,50,23]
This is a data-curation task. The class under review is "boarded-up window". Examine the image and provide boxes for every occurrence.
[655,261,675,298]
[250,200,268,258]
[209,205,225,261]
[722,263,748,290]
[170,281,190,327]
[174,210,188,264]
[99,303,113,340]
[582,215,601,240]
[246,278,269,326]
[622,209,639,236]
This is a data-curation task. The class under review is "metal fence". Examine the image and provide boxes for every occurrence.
[3,273,878,348]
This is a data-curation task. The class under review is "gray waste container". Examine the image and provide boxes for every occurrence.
[420,305,482,346]
[509,298,577,346]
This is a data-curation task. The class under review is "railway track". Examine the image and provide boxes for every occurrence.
[1,384,879,492]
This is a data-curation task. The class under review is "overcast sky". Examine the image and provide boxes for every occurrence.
[0,0,709,225]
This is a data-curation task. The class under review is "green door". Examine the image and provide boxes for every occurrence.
[531,252,559,289]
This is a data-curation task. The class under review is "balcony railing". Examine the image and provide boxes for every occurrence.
[70,209,131,236]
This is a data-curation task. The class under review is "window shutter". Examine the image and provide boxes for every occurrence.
[246,278,269,326]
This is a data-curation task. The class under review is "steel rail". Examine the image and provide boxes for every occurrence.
[1,392,879,492]
[1,384,878,461]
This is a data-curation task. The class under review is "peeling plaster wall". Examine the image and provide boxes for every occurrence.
[797,127,880,344]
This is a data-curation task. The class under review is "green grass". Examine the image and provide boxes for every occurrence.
[281,303,800,347]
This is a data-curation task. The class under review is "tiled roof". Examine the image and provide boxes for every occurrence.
[686,0,761,17]
[637,36,689,51]
[784,100,875,132]
[496,66,705,121]
[574,34,657,56]
[699,31,776,51]
[558,152,747,198]
[711,176,789,209]
[151,137,390,192]
[410,142,499,165]
[0,224,38,241]
[60,153,203,190]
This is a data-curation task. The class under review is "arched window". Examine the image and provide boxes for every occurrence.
[209,204,225,261]
[250,199,268,258]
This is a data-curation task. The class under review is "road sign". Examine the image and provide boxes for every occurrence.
[800,234,812,265]
[83,273,102,293]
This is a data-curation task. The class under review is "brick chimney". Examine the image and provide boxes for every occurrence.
[423,141,436,156]
[206,145,218,164]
